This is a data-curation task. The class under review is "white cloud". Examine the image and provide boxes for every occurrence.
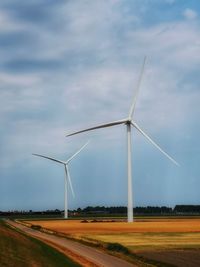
[125,21,200,71]
[1,3,199,127]
[0,10,26,32]
[183,8,197,20]
[0,73,40,86]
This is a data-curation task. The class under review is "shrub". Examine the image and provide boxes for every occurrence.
[31,224,42,230]
[106,242,129,254]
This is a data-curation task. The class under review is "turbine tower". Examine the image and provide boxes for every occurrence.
[33,141,89,219]
[65,57,179,222]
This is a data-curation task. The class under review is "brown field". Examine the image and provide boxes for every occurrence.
[27,218,200,234]
[27,218,200,267]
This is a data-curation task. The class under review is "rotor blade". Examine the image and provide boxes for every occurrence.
[129,56,147,119]
[66,140,89,164]
[32,153,65,164]
[132,122,179,166]
[65,165,75,198]
[66,119,127,137]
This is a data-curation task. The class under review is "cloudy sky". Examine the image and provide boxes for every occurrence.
[0,0,200,211]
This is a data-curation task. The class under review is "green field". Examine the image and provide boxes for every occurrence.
[0,220,80,267]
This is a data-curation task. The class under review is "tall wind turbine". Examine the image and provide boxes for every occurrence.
[65,57,179,222]
[33,141,89,219]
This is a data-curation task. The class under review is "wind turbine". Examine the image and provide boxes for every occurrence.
[33,141,89,219]
[65,57,179,222]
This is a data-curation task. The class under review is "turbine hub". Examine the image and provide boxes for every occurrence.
[126,119,132,125]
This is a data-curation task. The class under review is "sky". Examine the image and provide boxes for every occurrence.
[0,0,200,211]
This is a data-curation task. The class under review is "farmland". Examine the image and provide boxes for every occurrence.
[26,217,200,235]
[27,217,200,266]
[0,219,81,267]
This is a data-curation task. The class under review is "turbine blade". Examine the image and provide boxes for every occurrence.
[65,165,75,198]
[66,119,127,137]
[132,122,179,166]
[66,141,89,164]
[32,153,65,164]
[129,56,147,119]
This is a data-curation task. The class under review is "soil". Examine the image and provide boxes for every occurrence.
[138,249,200,267]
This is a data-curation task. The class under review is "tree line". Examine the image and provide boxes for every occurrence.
[1,205,200,216]
[74,205,200,214]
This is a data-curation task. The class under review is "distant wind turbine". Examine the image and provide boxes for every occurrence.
[65,57,179,223]
[33,141,89,219]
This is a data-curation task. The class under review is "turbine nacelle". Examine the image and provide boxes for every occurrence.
[125,119,132,125]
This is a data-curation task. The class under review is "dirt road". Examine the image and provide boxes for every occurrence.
[6,219,136,267]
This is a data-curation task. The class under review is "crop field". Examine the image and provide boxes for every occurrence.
[0,220,80,267]
[27,217,200,266]
[27,217,200,234]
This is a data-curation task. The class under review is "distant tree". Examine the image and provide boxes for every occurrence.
[174,205,200,213]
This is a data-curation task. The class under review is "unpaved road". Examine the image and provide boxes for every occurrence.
[6,219,137,267]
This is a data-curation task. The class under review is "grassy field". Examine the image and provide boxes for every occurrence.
[0,220,81,267]
[27,217,200,267]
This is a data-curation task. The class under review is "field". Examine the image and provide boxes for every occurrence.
[0,220,81,267]
[27,217,200,266]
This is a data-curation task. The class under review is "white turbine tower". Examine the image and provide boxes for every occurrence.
[65,57,179,223]
[33,141,89,219]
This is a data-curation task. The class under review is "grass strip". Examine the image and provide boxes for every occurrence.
[0,220,81,267]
